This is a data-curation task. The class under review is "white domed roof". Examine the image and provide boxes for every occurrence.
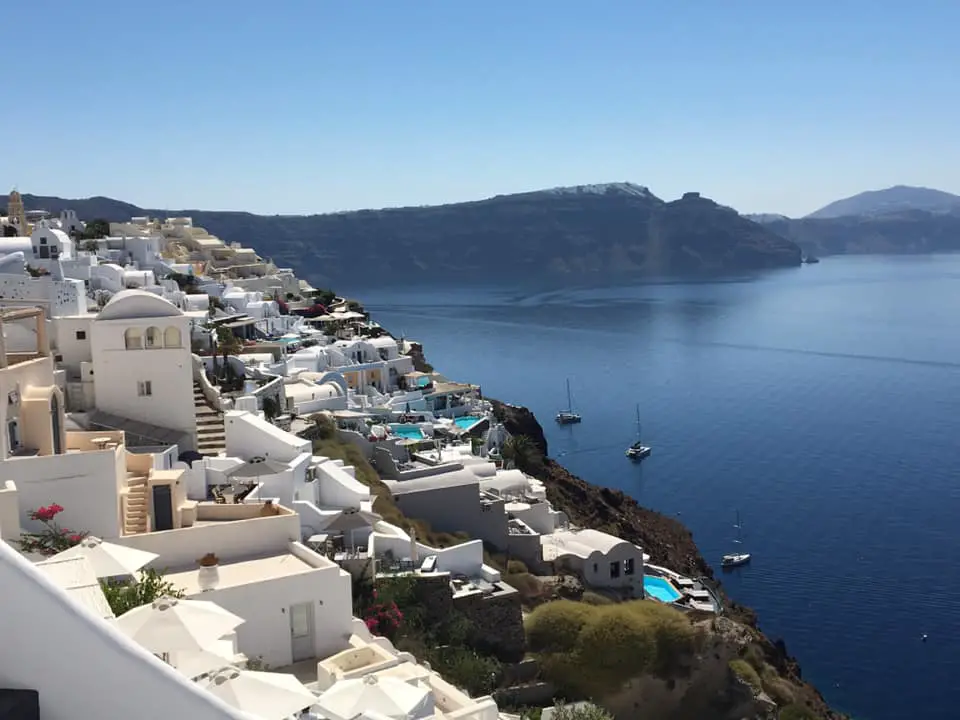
[96,289,183,320]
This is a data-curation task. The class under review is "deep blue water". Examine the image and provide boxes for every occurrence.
[348,254,960,720]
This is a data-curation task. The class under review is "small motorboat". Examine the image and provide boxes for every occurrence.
[721,552,752,568]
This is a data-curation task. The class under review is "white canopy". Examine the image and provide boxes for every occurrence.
[114,596,244,654]
[168,639,238,679]
[316,675,434,720]
[200,666,317,720]
[51,536,158,578]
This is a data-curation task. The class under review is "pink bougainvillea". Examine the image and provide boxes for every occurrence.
[362,601,404,640]
[19,504,86,556]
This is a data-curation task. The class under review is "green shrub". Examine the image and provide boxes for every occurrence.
[506,572,543,603]
[729,659,763,691]
[577,605,657,682]
[742,643,767,672]
[628,600,701,675]
[528,599,698,697]
[548,701,614,720]
[580,591,613,605]
[506,559,529,574]
[763,675,796,706]
[101,569,184,617]
[424,645,501,697]
[779,703,819,720]
[525,600,594,654]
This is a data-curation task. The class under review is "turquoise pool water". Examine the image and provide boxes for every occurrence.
[392,425,426,440]
[643,575,682,603]
[453,416,482,429]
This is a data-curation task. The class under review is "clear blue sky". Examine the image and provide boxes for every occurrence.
[5,1,958,216]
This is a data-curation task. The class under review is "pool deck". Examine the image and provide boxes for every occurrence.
[644,565,722,613]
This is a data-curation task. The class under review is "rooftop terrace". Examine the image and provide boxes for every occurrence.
[166,551,316,594]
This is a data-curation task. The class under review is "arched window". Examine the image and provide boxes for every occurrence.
[124,328,142,350]
[145,326,161,349]
[163,326,182,348]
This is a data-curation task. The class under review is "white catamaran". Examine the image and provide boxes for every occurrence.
[555,378,582,424]
[721,510,751,568]
[625,404,651,460]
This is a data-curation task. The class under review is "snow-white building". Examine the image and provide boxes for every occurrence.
[115,501,355,668]
[90,290,196,448]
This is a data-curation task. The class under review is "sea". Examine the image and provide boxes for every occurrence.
[347,253,960,720]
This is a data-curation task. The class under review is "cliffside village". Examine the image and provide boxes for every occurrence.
[0,191,719,720]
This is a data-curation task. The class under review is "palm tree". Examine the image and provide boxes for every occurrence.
[502,435,539,473]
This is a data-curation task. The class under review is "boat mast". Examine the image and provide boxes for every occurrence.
[566,379,573,412]
[635,404,641,442]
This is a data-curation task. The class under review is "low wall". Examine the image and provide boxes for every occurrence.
[454,589,525,663]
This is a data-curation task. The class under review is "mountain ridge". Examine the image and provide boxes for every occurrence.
[805,185,960,220]
[18,185,802,287]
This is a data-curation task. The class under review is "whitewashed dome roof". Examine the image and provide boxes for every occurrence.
[97,289,183,320]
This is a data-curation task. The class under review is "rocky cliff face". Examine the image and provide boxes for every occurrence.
[490,399,844,720]
[24,185,802,287]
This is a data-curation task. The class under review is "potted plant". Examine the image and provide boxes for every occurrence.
[197,552,220,592]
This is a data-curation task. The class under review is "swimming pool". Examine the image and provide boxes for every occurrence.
[391,425,426,440]
[643,575,682,603]
[453,416,482,430]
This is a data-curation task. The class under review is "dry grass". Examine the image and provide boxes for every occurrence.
[728,659,763,691]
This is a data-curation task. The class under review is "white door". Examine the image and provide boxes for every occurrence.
[289,602,315,662]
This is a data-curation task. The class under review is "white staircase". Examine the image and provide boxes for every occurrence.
[194,381,226,455]
[122,472,149,535]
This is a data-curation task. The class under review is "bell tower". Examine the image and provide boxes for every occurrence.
[7,188,28,236]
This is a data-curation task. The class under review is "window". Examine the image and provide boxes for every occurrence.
[137,381,152,397]
[145,326,162,349]
[75,330,86,340]
[592,563,599,574]
[624,558,635,576]
[40,237,47,245]
[124,328,142,349]
[609,561,621,579]
[163,326,182,348]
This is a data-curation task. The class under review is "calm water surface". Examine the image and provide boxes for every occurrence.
[348,255,960,720]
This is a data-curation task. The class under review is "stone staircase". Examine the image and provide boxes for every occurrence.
[123,472,149,535]
[194,381,226,456]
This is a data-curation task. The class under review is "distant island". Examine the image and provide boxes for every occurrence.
[749,185,960,258]
[18,183,960,288]
[18,185,801,287]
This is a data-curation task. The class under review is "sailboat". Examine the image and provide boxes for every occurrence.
[625,404,651,460]
[555,379,582,424]
[721,510,751,568]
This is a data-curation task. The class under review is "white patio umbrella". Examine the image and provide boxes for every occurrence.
[199,666,317,720]
[168,638,238,679]
[51,536,158,578]
[408,527,419,566]
[316,675,434,720]
[114,596,244,655]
